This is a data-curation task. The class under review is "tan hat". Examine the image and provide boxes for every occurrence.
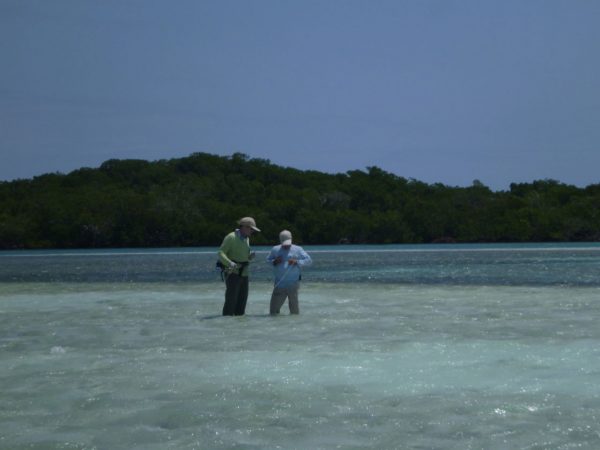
[238,217,260,232]
[279,230,292,246]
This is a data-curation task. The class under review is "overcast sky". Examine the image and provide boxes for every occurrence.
[1,0,599,190]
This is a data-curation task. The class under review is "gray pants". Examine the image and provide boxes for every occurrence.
[270,284,300,315]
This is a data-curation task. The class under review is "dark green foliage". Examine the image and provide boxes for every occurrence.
[1,153,599,249]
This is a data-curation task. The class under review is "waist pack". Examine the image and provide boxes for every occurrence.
[216,260,249,281]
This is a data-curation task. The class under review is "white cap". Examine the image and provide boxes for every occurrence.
[279,230,292,246]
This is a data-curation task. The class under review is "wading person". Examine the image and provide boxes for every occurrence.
[267,230,312,315]
[218,217,260,316]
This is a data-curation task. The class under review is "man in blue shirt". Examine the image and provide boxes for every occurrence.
[266,230,312,315]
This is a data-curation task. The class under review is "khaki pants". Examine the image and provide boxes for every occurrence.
[270,284,300,315]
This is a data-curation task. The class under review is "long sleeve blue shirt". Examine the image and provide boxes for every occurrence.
[266,244,312,289]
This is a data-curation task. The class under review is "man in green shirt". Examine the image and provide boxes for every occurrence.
[218,217,260,316]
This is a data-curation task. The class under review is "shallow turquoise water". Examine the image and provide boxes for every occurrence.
[1,244,600,449]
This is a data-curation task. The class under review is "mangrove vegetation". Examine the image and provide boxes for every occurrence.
[1,152,599,249]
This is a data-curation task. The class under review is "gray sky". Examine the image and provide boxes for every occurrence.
[1,0,599,190]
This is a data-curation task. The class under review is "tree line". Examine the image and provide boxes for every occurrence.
[1,152,599,249]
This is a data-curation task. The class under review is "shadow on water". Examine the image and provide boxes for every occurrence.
[198,313,274,320]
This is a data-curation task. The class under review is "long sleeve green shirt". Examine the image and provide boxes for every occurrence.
[218,230,252,277]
